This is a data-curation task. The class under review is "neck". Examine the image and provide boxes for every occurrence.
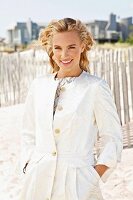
[56,68,83,78]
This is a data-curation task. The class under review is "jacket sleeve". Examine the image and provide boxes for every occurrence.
[93,79,123,182]
[20,79,36,174]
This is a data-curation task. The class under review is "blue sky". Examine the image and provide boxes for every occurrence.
[0,0,133,37]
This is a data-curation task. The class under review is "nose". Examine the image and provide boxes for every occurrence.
[61,49,69,59]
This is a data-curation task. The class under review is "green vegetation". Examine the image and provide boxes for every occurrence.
[117,38,124,43]
[126,33,133,45]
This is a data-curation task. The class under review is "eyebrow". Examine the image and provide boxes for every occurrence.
[53,44,77,47]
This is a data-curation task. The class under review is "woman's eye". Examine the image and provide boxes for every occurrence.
[69,47,75,49]
[54,47,61,49]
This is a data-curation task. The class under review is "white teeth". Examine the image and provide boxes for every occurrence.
[61,60,72,64]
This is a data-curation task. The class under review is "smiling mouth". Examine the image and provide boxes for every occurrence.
[61,60,73,64]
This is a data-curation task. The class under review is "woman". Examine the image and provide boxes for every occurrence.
[19,18,123,200]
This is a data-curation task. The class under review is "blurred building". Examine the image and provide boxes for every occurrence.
[7,14,133,45]
[7,19,46,45]
[0,37,6,51]
[86,13,133,42]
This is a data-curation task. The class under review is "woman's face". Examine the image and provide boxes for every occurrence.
[52,30,85,73]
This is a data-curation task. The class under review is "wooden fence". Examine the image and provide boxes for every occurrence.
[0,49,50,106]
[89,47,133,148]
[0,47,133,148]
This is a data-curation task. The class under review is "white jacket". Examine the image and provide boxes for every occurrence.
[19,70,123,200]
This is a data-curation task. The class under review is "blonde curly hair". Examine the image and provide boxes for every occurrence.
[39,18,94,73]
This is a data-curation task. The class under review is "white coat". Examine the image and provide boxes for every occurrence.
[19,70,123,200]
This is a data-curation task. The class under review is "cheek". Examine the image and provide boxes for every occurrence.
[73,49,82,58]
[74,47,82,54]
[53,51,60,60]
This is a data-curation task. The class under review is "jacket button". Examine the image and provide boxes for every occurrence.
[55,128,60,134]
[61,86,66,92]
[57,105,63,111]
[52,151,57,156]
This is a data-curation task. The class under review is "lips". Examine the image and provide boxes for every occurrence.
[61,60,73,64]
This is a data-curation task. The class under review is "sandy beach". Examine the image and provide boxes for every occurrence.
[0,104,133,200]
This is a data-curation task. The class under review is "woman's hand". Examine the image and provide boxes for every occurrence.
[94,164,109,177]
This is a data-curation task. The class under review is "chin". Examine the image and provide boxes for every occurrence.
[60,66,73,71]
[59,64,72,69]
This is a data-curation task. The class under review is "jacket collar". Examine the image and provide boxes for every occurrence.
[51,70,86,82]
